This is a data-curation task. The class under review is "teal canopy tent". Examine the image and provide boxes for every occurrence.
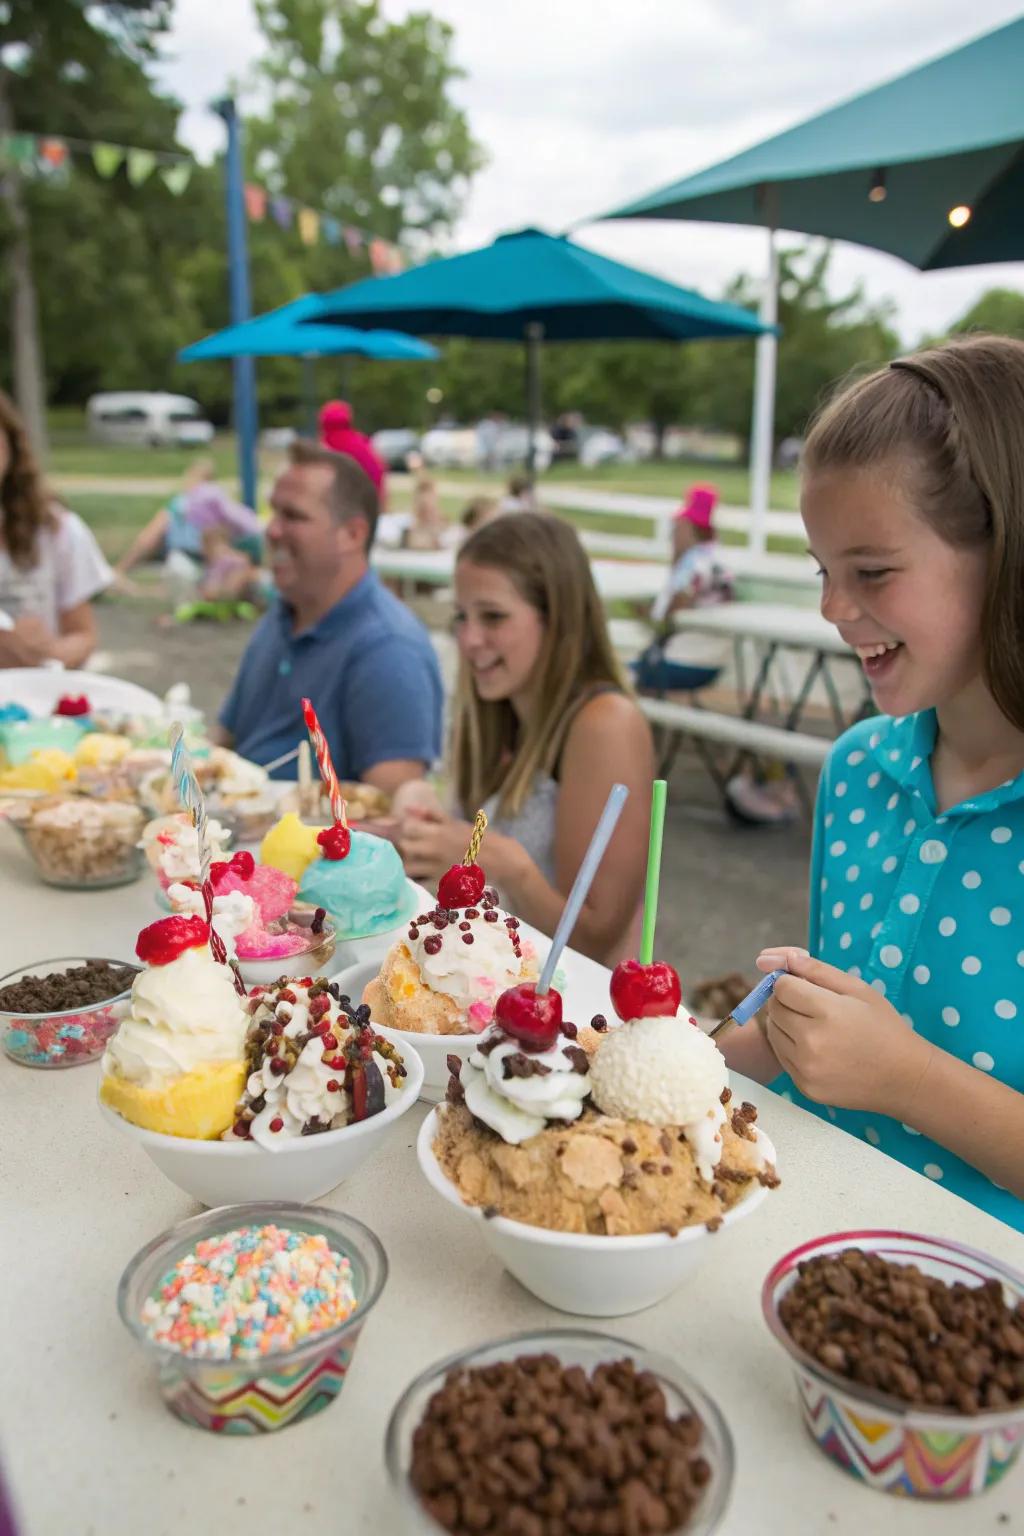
[594,16,1024,547]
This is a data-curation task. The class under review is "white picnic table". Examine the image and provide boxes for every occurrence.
[669,602,870,735]
[3,834,1023,1534]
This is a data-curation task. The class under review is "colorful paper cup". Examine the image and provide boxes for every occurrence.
[762,1229,1024,1498]
[118,1201,387,1434]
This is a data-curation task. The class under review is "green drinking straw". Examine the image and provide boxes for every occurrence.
[639,779,667,965]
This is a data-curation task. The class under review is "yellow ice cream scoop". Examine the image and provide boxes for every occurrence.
[0,749,77,791]
[259,811,326,882]
[74,732,130,768]
[100,1060,246,1139]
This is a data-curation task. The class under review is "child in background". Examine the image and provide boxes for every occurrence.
[460,495,499,535]
[402,470,446,552]
[636,484,733,693]
[500,474,537,514]
[723,335,1024,1230]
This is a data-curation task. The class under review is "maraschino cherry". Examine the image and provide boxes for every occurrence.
[317,823,351,861]
[210,849,256,882]
[494,982,562,1051]
[609,958,682,1021]
[136,915,210,966]
[54,694,89,717]
[437,861,485,909]
[437,807,489,908]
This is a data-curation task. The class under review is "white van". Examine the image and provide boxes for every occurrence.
[86,392,215,449]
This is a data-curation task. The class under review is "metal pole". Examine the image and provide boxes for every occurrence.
[748,217,779,557]
[214,97,258,510]
[525,320,544,480]
[301,355,318,436]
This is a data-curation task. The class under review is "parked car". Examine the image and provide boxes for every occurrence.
[420,424,479,469]
[577,427,628,468]
[371,428,421,470]
[86,392,215,449]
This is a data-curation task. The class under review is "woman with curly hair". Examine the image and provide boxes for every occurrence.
[0,391,111,668]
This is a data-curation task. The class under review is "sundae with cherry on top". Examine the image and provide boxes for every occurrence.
[434,957,778,1235]
[362,827,539,1036]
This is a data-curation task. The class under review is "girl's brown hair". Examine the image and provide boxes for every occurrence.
[0,390,56,568]
[452,512,628,816]
[803,334,1024,731]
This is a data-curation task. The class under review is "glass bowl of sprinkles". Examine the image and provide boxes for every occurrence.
[118,1201,388,1434]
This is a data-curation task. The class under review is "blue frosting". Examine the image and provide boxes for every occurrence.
[297,829,409,936]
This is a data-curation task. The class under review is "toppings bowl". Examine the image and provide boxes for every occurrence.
[0,956,140,1068]
[385,1328,734,1535]
[8,797,145,888]
[416,1106,776,1317]
[118,1201,387,1435]
[762,1231,1024,1499]
[100,1027,424,1206]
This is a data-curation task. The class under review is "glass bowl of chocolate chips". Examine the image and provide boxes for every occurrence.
[0,956,139,1068]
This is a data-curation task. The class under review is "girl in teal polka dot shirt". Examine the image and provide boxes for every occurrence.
[723,335,1024,1232]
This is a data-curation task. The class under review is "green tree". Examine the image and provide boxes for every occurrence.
[0,1,171,448]
[686,246,899,453]
[951,287,1024,341]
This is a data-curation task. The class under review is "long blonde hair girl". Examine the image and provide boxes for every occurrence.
[452,512,628,816]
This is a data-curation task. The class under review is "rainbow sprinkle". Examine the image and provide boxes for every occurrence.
[141,1224,358,1361]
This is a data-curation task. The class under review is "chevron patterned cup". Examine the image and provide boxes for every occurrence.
[118,1201,387,1434]
[762,1231,1024,1499]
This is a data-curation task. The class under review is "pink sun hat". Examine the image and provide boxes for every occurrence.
[675,484,719,530]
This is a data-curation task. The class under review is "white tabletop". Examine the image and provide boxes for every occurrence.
[3,839,1023,1534]
[671,602,852,657]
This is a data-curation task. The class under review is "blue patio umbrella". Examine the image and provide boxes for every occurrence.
[302,227,773,469]
[178,295,439,362]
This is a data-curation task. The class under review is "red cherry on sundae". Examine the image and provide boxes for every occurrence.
[437,862,485,909]
[609,959,682,1021]
[495,982,562,1051]
[54,694,89,717]
[136,914,210,965]
[230,849,255,878]
[317,823,351,861]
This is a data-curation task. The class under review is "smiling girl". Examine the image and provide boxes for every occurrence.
[723,335,1024,1227]
[396,513,654,963]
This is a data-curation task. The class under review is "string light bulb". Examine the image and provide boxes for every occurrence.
[948,204,972,228]
[868,168,887,203]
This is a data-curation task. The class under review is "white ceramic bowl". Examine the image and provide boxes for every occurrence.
[417,1106,777,1317]
[100,1032,424,1206]
[329,958,479,1104]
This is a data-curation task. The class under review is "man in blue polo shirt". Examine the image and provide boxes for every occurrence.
[217,440,442,791]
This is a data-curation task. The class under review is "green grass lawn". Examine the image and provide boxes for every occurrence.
[437,458,801,510]
[70,492,165,561]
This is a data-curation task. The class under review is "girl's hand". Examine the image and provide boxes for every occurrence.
[765,952,932,1117]
[396,812,474,883]
[756,945,809,973]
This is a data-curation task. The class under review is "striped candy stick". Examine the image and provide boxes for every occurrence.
[301,697,347,828]
[169,724,228,967]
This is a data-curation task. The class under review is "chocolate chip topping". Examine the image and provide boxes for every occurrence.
[779,1248,1024,1414]
[409,1353,711,1535]
[0,959,138,1014]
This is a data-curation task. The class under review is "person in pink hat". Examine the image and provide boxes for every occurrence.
[635,483,734,693]
[318,399,387,504]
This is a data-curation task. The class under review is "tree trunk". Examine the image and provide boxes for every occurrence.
[0,69,48,458]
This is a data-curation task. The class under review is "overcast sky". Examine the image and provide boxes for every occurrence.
[154,0,1024,345]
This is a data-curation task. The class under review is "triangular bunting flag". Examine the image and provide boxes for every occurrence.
[321,215,341,246]
[38,138,68,168]
[161,162,192,196]
[127,148,156,186]
[6,134,37,167]
[270,196,293,229]
[92,142,124,178]
[297,207,319,245]
[343,225,363,253]
[369,238,392,274]
[244,183,267,221]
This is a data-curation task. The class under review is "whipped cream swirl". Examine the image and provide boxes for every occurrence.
[102,943,248,1086]
[461,1027,590,1145]
[407,906,529,1020]
[167,883,256,960]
